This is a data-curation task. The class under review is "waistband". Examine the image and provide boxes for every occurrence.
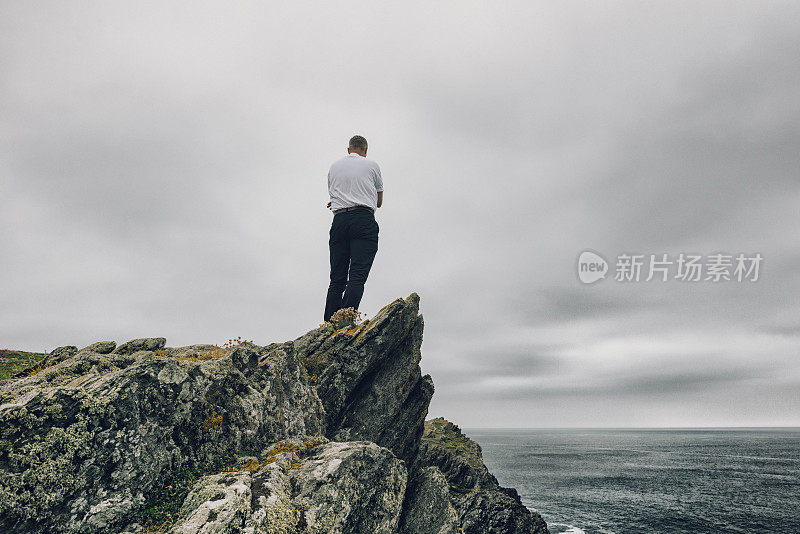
[333,205,373,215]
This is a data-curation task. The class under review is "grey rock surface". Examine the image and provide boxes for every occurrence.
[0,293,550,534]
[112,337,167,355]
[78,341,116,354]
[0,342,323,533]
[172,471,251,534]
[48,345,79,362]
[168,440,406,534]
[287,440,407,533]
[399,466,460,534]
[417,417,550,534]
[295,293,433,465]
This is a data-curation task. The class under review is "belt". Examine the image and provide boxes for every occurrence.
[333,205,372,214]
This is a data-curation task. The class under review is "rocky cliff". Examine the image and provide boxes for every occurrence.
[0,293,549,533]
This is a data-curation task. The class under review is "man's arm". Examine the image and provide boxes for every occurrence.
[373,164,383,208]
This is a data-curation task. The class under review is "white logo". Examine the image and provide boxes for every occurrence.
[577,250,608,284]
[576,250,762,284]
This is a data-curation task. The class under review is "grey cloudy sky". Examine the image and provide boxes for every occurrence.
[2,1,799,427]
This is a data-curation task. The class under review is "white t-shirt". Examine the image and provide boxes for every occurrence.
[327,153,383,212]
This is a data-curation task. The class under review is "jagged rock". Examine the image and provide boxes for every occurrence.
[0,343,323,533]
[112,337,166,355]
[12,346,78,378]
[169,440,407,534]
[0,293,550,534]
[48,345,79,362]
[416,417,549,534]
[78,341,116,354]
[295,293,433,465]
[172,471,251,534]
[287,440,407,532]
[399,466,460,534]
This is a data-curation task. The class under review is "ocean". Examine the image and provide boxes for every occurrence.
[463,428,800,534]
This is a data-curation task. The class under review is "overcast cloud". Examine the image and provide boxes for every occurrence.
[2,1,799,427]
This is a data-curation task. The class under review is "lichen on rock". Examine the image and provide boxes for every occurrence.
[416,417,550,534]
[0,293,549,534]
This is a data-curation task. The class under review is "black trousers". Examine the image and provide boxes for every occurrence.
[324,208,379,322]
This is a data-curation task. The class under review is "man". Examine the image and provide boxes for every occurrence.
[323,135,384,322]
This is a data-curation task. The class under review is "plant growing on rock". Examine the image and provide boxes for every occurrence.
[320,307,364,330]
[223,336,254,348]
[135,450,239,533]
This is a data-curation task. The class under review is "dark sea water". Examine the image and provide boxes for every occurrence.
[463,428,800,534]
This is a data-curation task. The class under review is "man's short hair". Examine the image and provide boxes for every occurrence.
[349,135,368,152]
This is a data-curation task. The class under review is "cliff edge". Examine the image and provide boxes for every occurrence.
[0,293,549,533]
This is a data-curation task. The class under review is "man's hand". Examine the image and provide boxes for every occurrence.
[326,201,332,209]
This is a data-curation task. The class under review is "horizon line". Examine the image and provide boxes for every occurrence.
[458,426,800,430]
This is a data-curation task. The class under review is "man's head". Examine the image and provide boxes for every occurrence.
[347,135,368,156]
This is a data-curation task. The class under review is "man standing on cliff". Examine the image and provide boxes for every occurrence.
[324,135,383,322]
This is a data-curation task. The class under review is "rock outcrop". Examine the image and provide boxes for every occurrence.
[417,418,549,534]
[0,293,549,533]
[399,466,460,534]
[168,438,407,534]
[294,294,433,467]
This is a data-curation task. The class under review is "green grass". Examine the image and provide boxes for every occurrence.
[0,349,48,380]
